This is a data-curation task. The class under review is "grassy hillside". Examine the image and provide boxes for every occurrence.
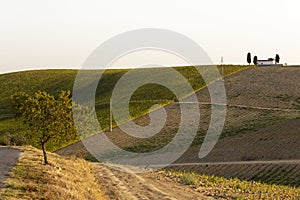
[57,66,300,155]
[0,146,106,200]
[55,66,300,187]
[0,70,78,117]
[0,65,250,151]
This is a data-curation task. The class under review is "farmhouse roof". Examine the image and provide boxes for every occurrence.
[257,58,274,62]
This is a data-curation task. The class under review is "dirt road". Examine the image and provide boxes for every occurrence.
[92,163,213,200]
[0,147,21,187]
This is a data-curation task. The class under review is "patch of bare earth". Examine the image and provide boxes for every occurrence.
[198,66,300,109]
[92,163,213,200]
[179,118,300,163]
[174,67,300,186]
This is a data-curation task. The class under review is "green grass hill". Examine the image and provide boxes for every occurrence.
[0,65,249,151]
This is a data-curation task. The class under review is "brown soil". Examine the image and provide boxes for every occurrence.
[198,66,300,109]
[57,67,300,160]
[56,67,300,188]
[92,163,213,200]
[178,118,300,163]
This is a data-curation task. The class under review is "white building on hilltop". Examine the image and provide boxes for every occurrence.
[257,58,275,66]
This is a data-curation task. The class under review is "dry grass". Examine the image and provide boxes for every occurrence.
[0,146,106,200]
[164,170,300,199]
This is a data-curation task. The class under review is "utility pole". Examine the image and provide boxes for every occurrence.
[109,98,112,132]
[221,56,224,78]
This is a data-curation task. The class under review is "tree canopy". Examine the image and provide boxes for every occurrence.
[275,54,280,64]
[253,56,258,66]
[247,52,252,65]
[11,90,77,164]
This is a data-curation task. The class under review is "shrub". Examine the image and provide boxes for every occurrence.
[180,173,199,185]
[0,132,27,146]
[10,134,27,146]
[0,132,12,145]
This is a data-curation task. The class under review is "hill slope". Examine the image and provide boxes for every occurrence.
[180,118,300,163]
[57,67,300,158]
[0,65,248,151]
[184,66,300,162]
[197,66,300,109]
[177,67,300,186]
[56,67,300,186]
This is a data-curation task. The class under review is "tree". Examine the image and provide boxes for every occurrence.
[247,52,252,65]
[275,54,280,64]
[253,56,258,66]
[11,90,76,164]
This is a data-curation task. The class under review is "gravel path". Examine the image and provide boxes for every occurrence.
[0,147,21,187]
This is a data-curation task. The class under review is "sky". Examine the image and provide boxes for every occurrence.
[0,0,300,74]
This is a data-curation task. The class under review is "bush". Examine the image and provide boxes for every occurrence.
[0,133,27,146]
[10,134,27,146]
[180,173,199,185]
[0,132,12,145]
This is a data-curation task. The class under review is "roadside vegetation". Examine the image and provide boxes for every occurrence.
[0,146,106,200]
[164,170,300,199]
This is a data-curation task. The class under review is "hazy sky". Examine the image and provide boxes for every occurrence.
[1,0,300,74]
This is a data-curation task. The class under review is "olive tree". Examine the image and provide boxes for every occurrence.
[11,90,76,164]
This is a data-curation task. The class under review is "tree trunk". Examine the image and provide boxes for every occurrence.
[41,141,48,165]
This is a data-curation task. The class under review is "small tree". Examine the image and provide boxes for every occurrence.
[275,54,280,64]
[247,52,252,65]
[11,90,76,164]
[253,56,258,66]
